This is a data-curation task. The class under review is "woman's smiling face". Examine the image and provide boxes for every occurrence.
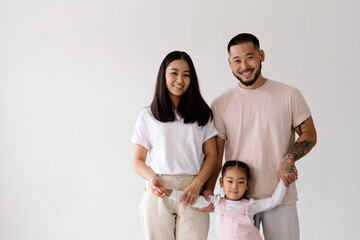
[165,59,191,107]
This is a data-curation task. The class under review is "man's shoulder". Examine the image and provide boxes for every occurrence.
[268,79,300,92]
[212,85,238,106]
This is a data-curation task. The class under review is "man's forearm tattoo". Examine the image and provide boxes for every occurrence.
[281,140,315,173]
[287,141,314,161]
[281,155,295,173]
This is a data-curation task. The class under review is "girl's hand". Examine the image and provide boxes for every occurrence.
[198,189,215,212]
[159,187,173,197]
[149,177,165,198]
[179,178,203,206]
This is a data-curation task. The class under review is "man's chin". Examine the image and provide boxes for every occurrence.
[239,78,257,87]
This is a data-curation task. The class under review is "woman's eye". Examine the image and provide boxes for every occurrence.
[171,72,177,75]
[184,74,190,77]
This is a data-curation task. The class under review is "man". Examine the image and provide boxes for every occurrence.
[203,33,317,239]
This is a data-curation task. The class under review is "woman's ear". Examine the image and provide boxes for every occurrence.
[219,177,223,188]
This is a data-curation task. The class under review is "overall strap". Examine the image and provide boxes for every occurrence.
[241,198,249,216]
[218,197,226,212]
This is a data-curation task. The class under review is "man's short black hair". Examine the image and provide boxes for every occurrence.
[227,33,260,53]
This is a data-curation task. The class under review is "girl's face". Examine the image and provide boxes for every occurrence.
[220,167,249,201]
[165,59,191,105]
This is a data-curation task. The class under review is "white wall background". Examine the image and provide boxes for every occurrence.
[1,0,359,239]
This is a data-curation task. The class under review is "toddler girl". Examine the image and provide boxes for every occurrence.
[159,160,288,240]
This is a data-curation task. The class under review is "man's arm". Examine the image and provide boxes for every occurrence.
[280,116,317,185]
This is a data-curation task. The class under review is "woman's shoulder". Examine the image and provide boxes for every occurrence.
[138,106,153,117]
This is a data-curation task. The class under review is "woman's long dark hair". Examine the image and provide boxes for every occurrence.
[150,51,212,126]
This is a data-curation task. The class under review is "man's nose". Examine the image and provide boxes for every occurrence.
[241,60,249,70]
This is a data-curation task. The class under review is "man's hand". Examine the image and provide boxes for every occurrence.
[278,155,298,187]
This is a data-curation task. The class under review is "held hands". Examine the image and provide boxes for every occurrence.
[158,187,173,197]
[179,178,203,206]
[278,155,298,187]
[198,189,215,212]
[149,176,166,198]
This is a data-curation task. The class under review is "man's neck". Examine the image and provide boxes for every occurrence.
[238,75,267,90]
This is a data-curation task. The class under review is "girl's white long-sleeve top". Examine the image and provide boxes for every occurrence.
[169,179,287,235]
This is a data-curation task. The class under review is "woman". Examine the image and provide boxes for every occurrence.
[132,51,218,240]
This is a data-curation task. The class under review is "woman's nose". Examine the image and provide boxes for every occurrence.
[176,76,184,83]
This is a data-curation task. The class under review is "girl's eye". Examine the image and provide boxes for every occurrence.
[239,181,244,184]
[227,181,232,183]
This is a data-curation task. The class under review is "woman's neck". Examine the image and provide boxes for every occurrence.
[170,96,180,110]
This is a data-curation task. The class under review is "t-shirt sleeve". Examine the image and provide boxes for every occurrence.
[211,99,226,141]
[292,89,311,128]
[168,189,219,208]
[131,109,150,150]
[203,119,219,143]
[249,179,287,214]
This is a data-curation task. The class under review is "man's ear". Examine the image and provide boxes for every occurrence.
[260,50,265,62]
[246,179,251,190]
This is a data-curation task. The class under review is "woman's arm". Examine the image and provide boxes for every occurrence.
[179,136,217,206]
[133,143,164,197]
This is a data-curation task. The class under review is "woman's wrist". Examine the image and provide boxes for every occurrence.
[191,177,204,191]
[147,169,158,181]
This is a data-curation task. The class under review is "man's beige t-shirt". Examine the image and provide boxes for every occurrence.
[211,80,311,204]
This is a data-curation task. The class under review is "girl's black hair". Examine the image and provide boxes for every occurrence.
[221,160,251,199]
[150,51,212,126]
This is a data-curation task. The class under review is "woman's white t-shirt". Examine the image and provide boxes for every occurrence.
[131,107,218,175]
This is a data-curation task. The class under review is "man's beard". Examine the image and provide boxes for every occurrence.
[233,63,262,87]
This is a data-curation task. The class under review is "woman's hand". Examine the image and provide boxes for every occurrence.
[179,178,203,206]
[149,176,165,198]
